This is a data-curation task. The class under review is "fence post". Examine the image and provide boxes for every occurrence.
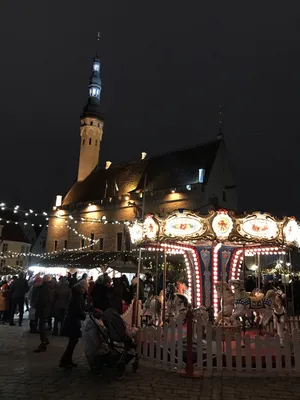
[181,307,199,378]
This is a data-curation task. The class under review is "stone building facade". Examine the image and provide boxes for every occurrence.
[46,56,237,253]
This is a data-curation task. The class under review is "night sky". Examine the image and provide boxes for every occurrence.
[1,2,299,217]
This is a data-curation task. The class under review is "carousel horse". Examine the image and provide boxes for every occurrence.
[229,279,284,330]
[272,288,287,345]
[142,286,161,326]
[215,281,235,325]
[165,283,189,322]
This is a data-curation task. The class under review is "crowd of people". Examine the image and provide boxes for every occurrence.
[0,271,153,368]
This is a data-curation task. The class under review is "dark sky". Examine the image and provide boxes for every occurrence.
[0,2,299,217]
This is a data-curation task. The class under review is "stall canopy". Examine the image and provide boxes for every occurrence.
[33,251,148,274]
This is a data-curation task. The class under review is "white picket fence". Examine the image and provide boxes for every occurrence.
[137,319,300,375]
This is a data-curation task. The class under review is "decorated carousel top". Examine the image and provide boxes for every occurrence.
[129,209,300,248]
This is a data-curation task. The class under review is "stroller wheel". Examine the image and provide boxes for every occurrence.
[115,362,126,380]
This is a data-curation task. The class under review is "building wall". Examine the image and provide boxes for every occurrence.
[46,190,209,252]
[31,225,48,255]
[0,240,31,271]
[77,118,103,182]
[206,141,238,211]
[46,140,237,253]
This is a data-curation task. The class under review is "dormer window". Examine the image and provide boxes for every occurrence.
[199,169,205,183]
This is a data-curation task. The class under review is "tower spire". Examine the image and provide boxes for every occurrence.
[81,52,102,120]
[77,53,104,182]
[217,105,224,139]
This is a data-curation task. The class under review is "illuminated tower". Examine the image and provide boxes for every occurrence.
[77,55,104,182]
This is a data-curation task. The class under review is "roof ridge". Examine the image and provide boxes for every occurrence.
[98,137,222,170]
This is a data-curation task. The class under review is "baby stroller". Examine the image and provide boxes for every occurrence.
[83,308,139,380]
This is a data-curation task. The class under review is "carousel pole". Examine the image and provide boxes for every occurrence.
[162,247,167,324]
[289,250,295,316]
[154,241,159,324]
[135,174,147,327]
[257,253,261,290]
[242,243,246,337]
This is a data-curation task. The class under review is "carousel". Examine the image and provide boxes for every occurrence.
[129,209,300,333]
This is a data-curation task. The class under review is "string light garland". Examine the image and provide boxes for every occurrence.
[0,201,133,225]
[1,223,100,259]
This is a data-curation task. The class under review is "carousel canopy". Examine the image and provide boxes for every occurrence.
[129,209,300,248]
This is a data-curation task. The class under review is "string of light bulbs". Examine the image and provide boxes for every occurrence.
[0,201,135,225]
[1,222,100,259]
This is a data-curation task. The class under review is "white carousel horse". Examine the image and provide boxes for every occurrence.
[142,287,161,326]
[271,287,287,345]
[215,281,235,325]
[164,283,189,322]
[229,279,275,328]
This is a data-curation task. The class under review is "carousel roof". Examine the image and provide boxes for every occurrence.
[129,209,300,248]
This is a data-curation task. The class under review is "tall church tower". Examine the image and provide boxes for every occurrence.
[77,55,104,182]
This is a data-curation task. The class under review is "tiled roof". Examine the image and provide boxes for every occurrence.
[1,223,31,244]
[63,138,221,206]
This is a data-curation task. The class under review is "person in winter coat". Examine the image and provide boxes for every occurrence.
[91,276,113,312]
[59,280,88,368]
[111,278,124,314]
[46,278,57,330]
[52,277,71,335]
[0,281,9,324]
[32,275,52,352]
[9,272,29,326]
[28,276,43,333]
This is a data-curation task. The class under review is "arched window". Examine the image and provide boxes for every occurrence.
[89,138,92,145]
[95,140,98,146]
[82,138,85,145]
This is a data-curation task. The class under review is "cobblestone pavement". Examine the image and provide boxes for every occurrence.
[1,320,300,400]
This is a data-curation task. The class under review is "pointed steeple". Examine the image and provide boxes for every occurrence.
[217,105,224,140]
[77,55,104,182]
[82,55,103,120]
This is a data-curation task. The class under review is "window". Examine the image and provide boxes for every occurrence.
[117,232,122,252]
[54,241,58,251]
[89,138,92,145]
[91,121,93,126]
[222,190,227,202]
[199,168,205,183]
[89,87,100,98]
[90,233,94,250]
[2,243,8,253]
[82,138,85,145]
[99,238,104,251]
[64,240,68,250]
[95,140,98,146]
[93,62,100,72]
[81,239,85,248]
[0,259,5,267]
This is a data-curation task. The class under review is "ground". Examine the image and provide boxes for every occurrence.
[0,320,300,400]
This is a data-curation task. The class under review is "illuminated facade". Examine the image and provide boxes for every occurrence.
[46,56,238,255]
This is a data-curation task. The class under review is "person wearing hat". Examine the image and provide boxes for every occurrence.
[91,275,113,312]
[59,279,88,368]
